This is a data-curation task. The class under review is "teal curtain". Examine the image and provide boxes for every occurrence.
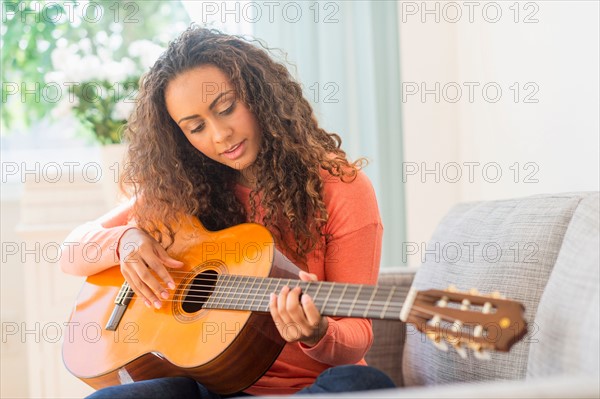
[185,1,406,267]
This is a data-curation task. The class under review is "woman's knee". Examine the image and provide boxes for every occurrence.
[305,365,396,393]
[332,365,396,389]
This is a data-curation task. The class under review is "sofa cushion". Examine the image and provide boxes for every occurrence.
[402,193,587,386]
[527,193,599,378]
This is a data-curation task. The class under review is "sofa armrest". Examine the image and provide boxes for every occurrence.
[364,267,418,387]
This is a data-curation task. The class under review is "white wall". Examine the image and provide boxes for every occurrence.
[399,1,599,265]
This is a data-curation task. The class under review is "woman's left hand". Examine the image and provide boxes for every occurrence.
[269,271,329,347]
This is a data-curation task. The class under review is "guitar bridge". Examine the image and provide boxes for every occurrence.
[106,283,134,331]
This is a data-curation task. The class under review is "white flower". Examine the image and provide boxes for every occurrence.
[103,58,137,83]
[51,97,77,118]
[44,70,65,84]
[75,55,104,82]
[112,99,135,121]
[51,45,81,73]
[129,40,165,70]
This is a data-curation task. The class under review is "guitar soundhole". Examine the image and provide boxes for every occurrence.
[182,270,218,314]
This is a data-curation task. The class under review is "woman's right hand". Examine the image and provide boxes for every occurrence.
[118,228,184,309]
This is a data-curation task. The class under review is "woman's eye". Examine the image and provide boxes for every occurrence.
[190,123,204,133]
[219,101,236,115]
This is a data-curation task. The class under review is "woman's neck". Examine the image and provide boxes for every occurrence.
[237,168,257,189]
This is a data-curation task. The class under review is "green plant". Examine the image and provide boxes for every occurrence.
[1,0,190,144]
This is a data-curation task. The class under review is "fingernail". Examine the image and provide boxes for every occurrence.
[161,291,169,299]
[270,293,276,302]
[154,300,162,309]
[145,300,152,308]
[168,282,176,290]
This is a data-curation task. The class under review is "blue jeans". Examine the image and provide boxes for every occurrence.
[85,365,396,398]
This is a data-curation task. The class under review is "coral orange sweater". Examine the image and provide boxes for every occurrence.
[59,170,383,395]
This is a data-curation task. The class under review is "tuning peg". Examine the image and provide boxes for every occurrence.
[454,345,467,359]
[447,284,458,292]
[473,348,491,360]
[426,331,448,352]
[436,296,449,308]
[461,299,471,310]
[467,342,491,360]
[427,314,442,327]
[474,325,483,337]
[490,291,505,299]
[469,288,480,295]
[482,302,493,314]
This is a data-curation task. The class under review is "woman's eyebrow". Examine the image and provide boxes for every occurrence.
[177,90,235,124]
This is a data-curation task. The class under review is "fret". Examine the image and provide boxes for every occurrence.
[388,289,404,319]
[235,276,251,310]
[273,278,284,294]
[380,286,396,319]
[230,275,242,310]
[336,284,357,315]
[333,284,349,316]
[312,281,324,306]
[223,275,240,309]
[363,286,378,318]
[247,277,259,312]
[349,285,363,317]
[261,278,274,312]
[320,283,335,315]
[214,275,226,310]
[204,277,216,308]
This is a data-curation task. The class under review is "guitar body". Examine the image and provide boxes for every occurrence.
[62,218,297,394]
[63,216,530,394]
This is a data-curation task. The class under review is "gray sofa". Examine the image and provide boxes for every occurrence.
[75,192,595,398]
[299,192,600,397]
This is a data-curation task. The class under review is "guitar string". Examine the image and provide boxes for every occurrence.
[130,296,483,321]
[119,289,494,324]
[130,279,482,309]
[120,296,482,326]
[126,287,428,313]
[126,280,404,308]
[120,277,484,308]
[126,297,491,323]
[118,276,492,317]
[125,280,495,309]
[125,279,405,311]
[137,272,492,299]
[128,296,402,316]
[130,296,405,308]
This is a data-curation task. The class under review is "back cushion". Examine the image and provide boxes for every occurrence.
[403,194,585,386]
[527,193,599,378]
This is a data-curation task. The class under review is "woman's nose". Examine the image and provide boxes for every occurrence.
[209,120,233,143]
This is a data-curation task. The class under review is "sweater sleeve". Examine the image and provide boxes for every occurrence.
[59,198,137,276]
[299,170,383,365]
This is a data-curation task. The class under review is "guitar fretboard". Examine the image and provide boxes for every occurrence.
[203,275,407,320]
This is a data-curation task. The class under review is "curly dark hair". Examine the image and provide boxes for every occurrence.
[122,24,364,264]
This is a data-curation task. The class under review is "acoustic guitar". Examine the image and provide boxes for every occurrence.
[62,216,528,394]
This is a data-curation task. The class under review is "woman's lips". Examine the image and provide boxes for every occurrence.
[221,140,246,160]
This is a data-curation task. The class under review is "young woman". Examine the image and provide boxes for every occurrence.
[60,25,395,398]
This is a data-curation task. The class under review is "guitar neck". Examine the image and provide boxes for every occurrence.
[204,275,407,320]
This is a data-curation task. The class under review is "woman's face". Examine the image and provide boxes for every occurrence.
[165,65,262,183]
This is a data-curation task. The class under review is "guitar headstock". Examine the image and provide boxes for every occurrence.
[401,286,527,359]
